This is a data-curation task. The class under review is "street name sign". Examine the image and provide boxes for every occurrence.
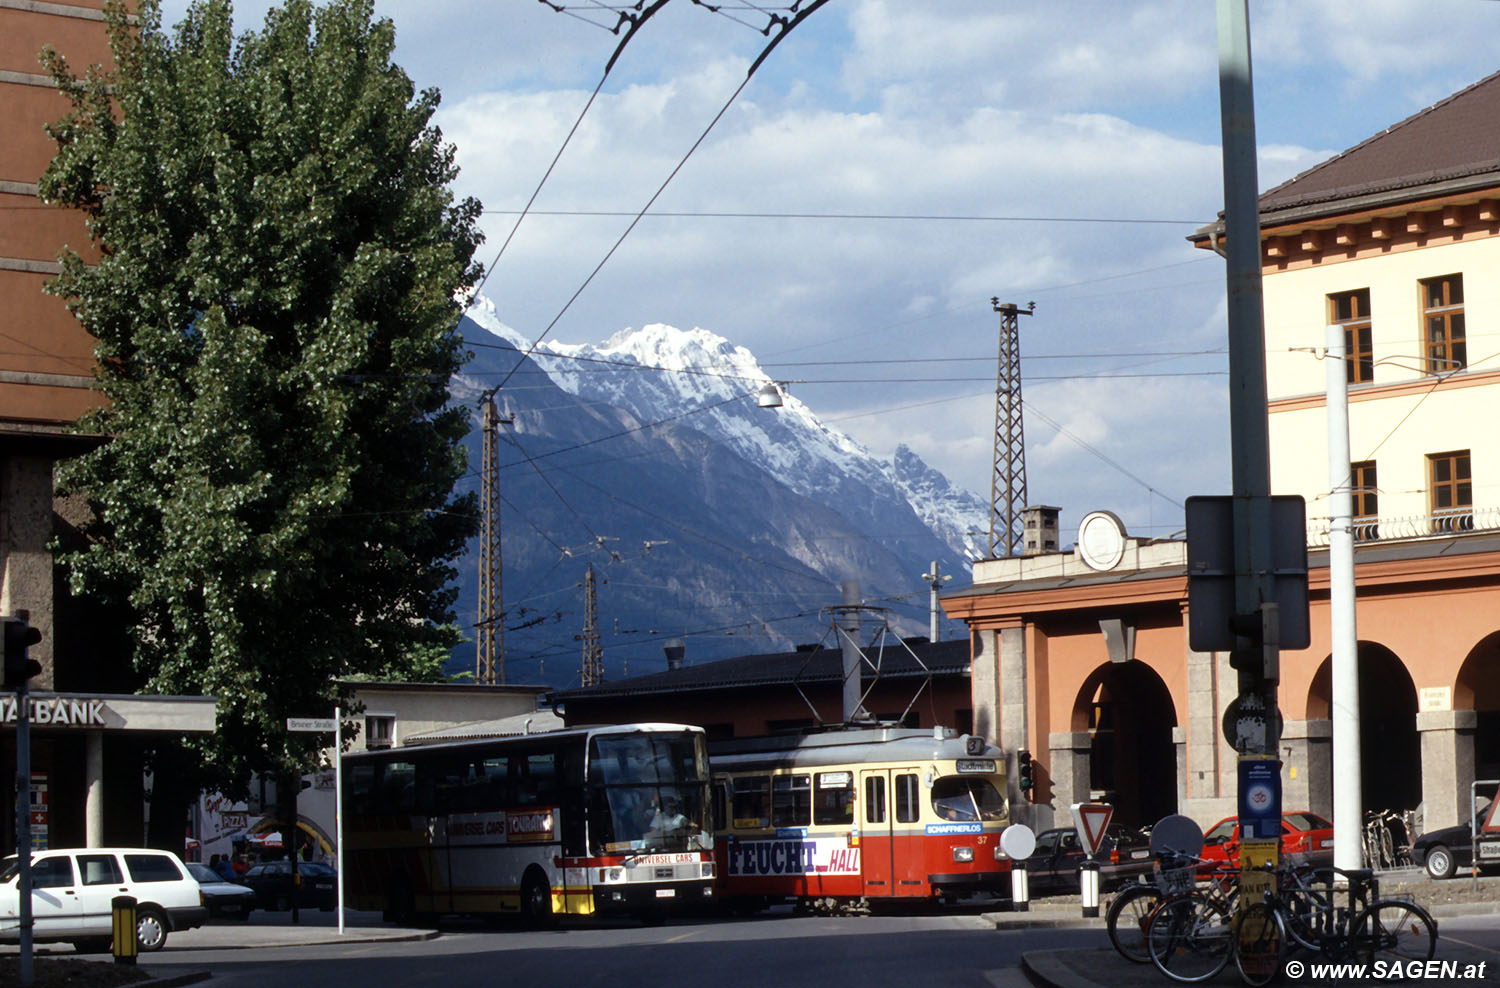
[286,718,336,732]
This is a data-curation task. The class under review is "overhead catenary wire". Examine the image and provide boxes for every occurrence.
[494,0,832,393]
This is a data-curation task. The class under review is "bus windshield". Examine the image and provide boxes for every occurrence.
[588,732,711,854]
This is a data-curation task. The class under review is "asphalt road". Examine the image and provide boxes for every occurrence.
[89,909,1102,988]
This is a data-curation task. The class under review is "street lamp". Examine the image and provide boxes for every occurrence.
[921,561,952,642]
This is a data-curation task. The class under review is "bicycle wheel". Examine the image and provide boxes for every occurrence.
[1234,901,1286,987]
[1353,900,1437,965]
[1281,867,1338,952]
[1147,893,1233,983]
[1106,884,1161,964]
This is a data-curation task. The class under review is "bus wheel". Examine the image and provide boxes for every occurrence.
[521,868,554,928]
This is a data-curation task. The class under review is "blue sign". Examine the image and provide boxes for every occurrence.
[925,822,982,836]
[1238,758,1282,840]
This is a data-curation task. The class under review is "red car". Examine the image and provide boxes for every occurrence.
[1200,811,1335,869]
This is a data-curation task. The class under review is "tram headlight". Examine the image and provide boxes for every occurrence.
[995,845,1008,861]
[701,862,715,879]
[953,846,975,863]
[597,867,625,884]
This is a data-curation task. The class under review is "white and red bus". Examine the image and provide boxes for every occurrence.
[708,727,1011,911]
[342,724,715,924]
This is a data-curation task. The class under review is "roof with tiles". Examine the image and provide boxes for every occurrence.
[1257,69,1500,225]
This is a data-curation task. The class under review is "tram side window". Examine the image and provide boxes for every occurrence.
[814,772,854,826]
[865,776,886,824]
[733,776,771,829]
[894,773,920,823]
[772,774,811,828]
[712,780,729,831]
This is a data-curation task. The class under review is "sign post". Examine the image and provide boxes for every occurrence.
[1000,824,1035,912]
[1071,803,1114,918]
[287,712,343,934]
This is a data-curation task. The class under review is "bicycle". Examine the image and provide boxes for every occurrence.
[1235,865,1437,981]
[1106,852,1198,964]
[1143,860,1239,982]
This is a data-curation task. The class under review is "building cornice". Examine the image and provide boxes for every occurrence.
[1269,367,1500,413]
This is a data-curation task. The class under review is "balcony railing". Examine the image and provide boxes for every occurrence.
[1305,506,1497,547]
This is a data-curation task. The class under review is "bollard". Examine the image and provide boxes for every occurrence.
[1079,861,1101,918]
[112,895,138,966]
[1009,861,1030,912]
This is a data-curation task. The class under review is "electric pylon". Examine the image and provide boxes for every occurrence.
[580,563,603,687]
[989,300,1035,558]
[476,390,507,684]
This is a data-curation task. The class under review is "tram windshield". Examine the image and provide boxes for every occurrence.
[931,776,1008,822]
[587,731,712,854]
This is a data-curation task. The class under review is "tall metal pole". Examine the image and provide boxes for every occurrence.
[1217,0,1282,928]
[14,675,33,986]
[1326,325,1364,871]
[838,581,863,723]
[580,563,602,687]
[476,392,506,684]
[989,300,1034,558]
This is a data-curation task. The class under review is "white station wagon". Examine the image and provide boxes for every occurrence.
[0,847,208,952]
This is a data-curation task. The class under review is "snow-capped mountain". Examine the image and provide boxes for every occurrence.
[449,300,987,686]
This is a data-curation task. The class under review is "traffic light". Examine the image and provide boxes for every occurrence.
[3,613,43,689]
[1017,748,1034,797]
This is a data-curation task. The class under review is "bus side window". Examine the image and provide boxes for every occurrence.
[772,774,810,828]
[865,776,886,824]
[894,773,920,823]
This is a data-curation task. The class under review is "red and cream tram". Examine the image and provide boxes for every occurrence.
[709,727,1011,910]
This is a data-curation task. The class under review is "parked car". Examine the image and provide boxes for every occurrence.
[1412,799,1500,880]
[1023,825,1153,896]
[0,847,206,952]
[1200,811,1336,870]
[185,862,256,920]
[243,860,336,911]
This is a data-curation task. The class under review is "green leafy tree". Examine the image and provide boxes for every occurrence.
[40,0,483,795]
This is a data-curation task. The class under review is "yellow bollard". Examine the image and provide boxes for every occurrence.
[112,895,138,966]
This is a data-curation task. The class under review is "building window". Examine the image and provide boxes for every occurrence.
[364,715,395,750]
[1429,450,1473,533]
[1421,275,1465,374]
[1351,461,1378,541]
[1330,289,1373,383]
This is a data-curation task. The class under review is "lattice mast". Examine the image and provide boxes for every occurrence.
[580,563,603,687]
[476,391,506,684]
[989,300,1035,558]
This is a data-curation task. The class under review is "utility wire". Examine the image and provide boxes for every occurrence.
[495,0,831,392]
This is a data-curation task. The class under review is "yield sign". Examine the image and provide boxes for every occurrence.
[1071,802,1114,858]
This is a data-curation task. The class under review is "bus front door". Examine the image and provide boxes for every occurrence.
[858,768,925,899]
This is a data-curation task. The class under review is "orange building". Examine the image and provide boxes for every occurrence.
[946,72,1500,839]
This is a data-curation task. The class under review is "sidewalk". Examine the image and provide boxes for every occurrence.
[161,908,437,951]
[987,897,1500,988]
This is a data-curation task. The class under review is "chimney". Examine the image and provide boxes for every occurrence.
[1023,505,1061,555]
[663,638,686,670]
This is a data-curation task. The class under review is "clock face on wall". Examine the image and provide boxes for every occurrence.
[1077,511,1127,571]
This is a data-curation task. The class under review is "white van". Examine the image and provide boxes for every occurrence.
[0,847,207,952]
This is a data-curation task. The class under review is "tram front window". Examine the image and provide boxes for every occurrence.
[931,777,1007,822]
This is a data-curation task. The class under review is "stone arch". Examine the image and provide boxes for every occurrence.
[1071,660,1178,828]
[1306,642,1421,812]
[1455,631,1500,781]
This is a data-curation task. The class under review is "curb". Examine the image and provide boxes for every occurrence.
[1020,951,1093,988]
[137,972,213,988]
[163,928,441,951]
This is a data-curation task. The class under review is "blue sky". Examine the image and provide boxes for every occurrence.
[157,0,1500,546]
